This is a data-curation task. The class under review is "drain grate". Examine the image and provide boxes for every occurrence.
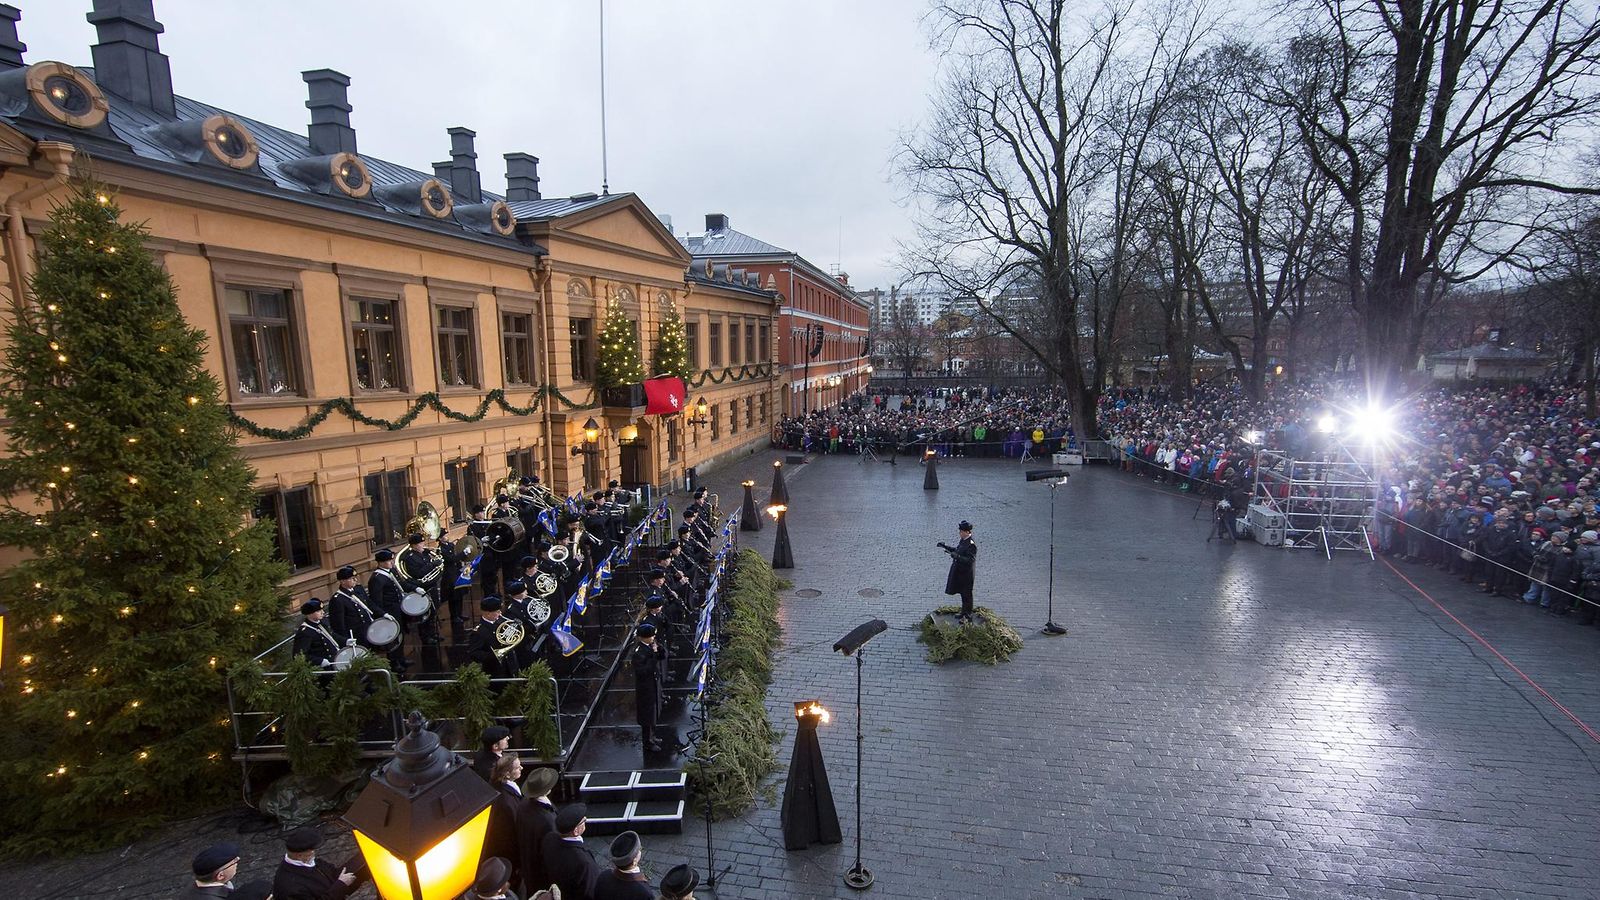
[858,588,883,598]
[795,588,822,598]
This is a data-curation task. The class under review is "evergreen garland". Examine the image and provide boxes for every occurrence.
[653,303,693,381]
[687,362,774,387]
[595,297,645,390]
[225,383,594,442]
[0,184,287,854]
[688,548,786,818]
[918,605,1026,664]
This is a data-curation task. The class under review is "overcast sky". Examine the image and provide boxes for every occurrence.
[20,0,938,291]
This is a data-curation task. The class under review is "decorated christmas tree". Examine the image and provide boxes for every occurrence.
[0,184,286,853]
[595,296,645,390]
[653,302,693,380]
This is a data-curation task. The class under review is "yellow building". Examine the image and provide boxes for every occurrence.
[0,5,779,602]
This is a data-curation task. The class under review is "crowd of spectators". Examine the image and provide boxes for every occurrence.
[777,378,1600,621]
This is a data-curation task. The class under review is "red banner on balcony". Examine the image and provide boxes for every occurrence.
[643,376,687,415]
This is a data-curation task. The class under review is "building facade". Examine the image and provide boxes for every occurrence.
[683,214,870,417]
[0,2,778,602]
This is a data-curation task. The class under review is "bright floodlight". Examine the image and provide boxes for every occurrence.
[1348,405,1396,444]
[1243,429,1263,444]
[1316,414,1338,434]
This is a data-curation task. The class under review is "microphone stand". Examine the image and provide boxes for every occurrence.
[843,646,874,890]
[1043,479,1068,635]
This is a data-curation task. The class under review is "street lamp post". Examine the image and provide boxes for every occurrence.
[344,711,498,900]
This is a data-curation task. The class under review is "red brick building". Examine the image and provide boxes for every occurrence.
[684,213,871,416]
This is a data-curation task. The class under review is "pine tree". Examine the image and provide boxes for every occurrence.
[595,296,644,390]
[0,184,286,853]
[653,303,692,380]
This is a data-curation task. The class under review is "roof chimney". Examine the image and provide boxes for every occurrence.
[705,213,728,232]
[444,126,481,204]
[302,69,355,155]
[86,0,174,116]
[503,152,541,201]
[0,5,25,71]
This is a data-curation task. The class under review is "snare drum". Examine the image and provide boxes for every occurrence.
[400,588,433,620]
[365,616,402,651]
[333,645,371,670]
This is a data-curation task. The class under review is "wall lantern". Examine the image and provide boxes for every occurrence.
[582,418,601,444]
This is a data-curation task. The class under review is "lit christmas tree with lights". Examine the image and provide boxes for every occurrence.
[653,301,692,380]
[595,296,645,390]
[0,184,285,852]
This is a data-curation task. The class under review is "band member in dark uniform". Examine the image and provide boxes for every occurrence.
[502,580,543,672]
[182,842,240,899]
[631,622,665,752]
[938,520,978,623]
[328,566,376,646]
[641,593,673,679]
[397,533,444,645]
[368,549,405,622]
[468,596,516,679]
[438,526,467,630]
[291,599,341,668]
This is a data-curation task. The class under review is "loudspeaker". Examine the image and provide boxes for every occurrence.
[1025,469,1070,482]
[832,619,888,656]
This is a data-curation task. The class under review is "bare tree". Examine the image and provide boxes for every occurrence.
[1272,0,1600,400]
[879,290,934,377]
[899,0,1134,435]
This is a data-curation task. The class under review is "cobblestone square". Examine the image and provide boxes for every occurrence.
[662,451,1600,899]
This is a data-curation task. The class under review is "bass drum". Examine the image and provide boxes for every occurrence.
[365,617,402,651]
[333,645,371,671]
[486,516,526,553]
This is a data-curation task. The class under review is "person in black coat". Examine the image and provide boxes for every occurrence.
[181,843,240,899]
[473,724,512,782]
[290,599,341,669]
[541,805,599,900]
[271,827,359,900]
[484,755,525,880]
[367,549,406,620]
[328,567,376,646]
[938,520,978,622]
[591,831,652,900]
[631,623,665,753]
[516,767,561,897]
[469,598,515,679]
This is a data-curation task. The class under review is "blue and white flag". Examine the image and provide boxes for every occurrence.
[570,577,590,615]
[550,612,584,657]
[692,649,710,697]
[697,604,712,650]
[536,505,559,538]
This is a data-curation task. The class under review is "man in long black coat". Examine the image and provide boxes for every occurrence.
[271,827,358,900]
[631,623,665,753]
[938,520,977,623]
[542,805,599,900]
[517,767,561,897]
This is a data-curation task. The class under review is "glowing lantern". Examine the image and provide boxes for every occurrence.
[343,711,497,900]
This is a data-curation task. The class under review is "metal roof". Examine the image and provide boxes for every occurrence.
[1,66,545,255]
[507,193,627,222]
[681,227,789,257]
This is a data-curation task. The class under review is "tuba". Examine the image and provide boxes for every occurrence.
[490,468,519,502]
[396,502,445,586]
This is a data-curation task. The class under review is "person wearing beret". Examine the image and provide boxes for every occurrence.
[938,520,978,623]
[502,581,542,672]
[541,804,599,900]
[291,599,341,669]
[658,864,699,900]
[631,623,665,753]
[641,594,674,682]
[474,724,513,782]
[182,842,240,898]
[468,856,518,900]
[515,766,561,898]
[271,826,357,900]
[591,830,652,900]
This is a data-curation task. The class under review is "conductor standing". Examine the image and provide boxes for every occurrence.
[939,520,978,624]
